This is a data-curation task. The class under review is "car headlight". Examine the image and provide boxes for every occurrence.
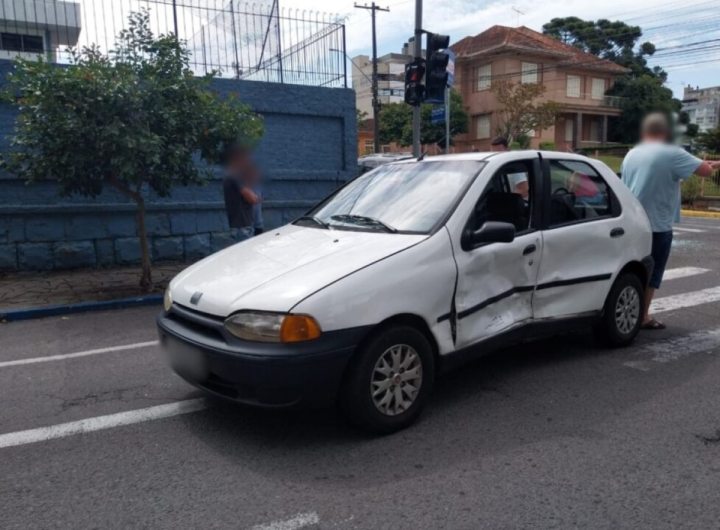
[224,312,322,343]
[163,288,173,312]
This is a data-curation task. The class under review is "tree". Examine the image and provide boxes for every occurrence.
[697,127,720,154]
[542,17,680,143]
[2,11,263,290]
[378,89,469,147]
[491,80,560,144]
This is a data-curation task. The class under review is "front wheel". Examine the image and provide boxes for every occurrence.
[595,272,644,347]
[340,325,434,434]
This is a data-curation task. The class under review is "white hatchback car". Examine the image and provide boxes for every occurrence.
[158,151,653,433]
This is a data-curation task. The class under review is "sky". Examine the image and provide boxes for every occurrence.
[281,0,720,99]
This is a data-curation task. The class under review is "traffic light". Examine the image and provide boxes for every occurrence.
[404,59,425,106]
[425,33,450,103]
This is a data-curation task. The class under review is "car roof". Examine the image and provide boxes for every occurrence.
[391,150,600,164]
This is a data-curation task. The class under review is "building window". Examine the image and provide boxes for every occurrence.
[565,119,574,142]
[567,75,581,98]
[521,62,538,84]
[1,33,44,53]
[591,78,605,100]
[476,64,491,91]
[476,114,491,139]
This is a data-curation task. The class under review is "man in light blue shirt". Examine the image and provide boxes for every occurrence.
[621,113,719,329]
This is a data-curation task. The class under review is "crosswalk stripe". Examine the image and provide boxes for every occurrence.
[673,226,706,233]
[662,267,710,281]
[651,286,720,314]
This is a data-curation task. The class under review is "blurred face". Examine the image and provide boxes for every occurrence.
[226,148,259,185]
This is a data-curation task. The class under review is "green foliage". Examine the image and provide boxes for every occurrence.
[685,123,699,139]
[697,127,720,154]
[514,134,531,149]
[491,81,559,143]
[681,175,702,206]
[539,141,556,151]
[2,10,263,288]
[378,89,469,147]
[543,17,680,144]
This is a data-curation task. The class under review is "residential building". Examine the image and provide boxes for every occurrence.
[351,42,416,117]
[0,0,81,62]
[450,25,629,151]
[683,85,720,133]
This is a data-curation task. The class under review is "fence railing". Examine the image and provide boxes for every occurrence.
[0,0,347,87]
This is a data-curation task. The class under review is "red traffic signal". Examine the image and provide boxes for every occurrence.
[404,59,426,107]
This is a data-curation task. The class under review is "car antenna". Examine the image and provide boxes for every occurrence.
[417,150,428,161]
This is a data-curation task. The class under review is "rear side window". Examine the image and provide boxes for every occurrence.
[548,160,613,227]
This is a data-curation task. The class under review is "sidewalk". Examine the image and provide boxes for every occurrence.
[0,263,186,314]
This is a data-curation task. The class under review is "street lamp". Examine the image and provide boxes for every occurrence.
[331,48,381,154]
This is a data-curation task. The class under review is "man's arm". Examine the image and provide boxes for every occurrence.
[694,160,720,178]
[240,186,259,205]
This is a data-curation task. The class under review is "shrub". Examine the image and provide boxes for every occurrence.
[539,141,556,151]
[681,175,702,207]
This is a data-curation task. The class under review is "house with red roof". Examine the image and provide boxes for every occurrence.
[450,25,629,151]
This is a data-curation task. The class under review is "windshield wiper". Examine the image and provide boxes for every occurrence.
[294,215,330,229]
[330,214,397,233]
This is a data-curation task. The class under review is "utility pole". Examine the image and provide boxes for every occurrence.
[412,0,422,156]
[354,2,389,154]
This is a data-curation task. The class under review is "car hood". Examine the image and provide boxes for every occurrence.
[170,224,426,317]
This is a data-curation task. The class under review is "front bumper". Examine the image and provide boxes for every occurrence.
[157,304,370,408]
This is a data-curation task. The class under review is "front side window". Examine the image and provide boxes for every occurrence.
[470,161,534,234]
[591,78,605,100]
[548,160,612,226]
[306,160,484,234]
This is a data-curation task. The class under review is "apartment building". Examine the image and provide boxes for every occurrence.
[683,85,720,133]
[451,25,629,151]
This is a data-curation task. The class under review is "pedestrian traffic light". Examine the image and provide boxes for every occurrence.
[425,33,450,103]
[404,59,425,107]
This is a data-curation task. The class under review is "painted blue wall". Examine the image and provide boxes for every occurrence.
[0,60,357,271]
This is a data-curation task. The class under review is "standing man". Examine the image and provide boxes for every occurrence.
[621,112,720,329]
[222,144,261,243]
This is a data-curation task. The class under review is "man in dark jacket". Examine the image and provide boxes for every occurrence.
[222,144,261,243]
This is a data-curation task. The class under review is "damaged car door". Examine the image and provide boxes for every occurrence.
[453,159,543,348]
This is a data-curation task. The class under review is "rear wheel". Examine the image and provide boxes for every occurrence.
[340,325,434,434]
[595,272,644,347]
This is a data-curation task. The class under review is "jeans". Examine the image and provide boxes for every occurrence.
[231,226,254,243]
[649,231,673,289]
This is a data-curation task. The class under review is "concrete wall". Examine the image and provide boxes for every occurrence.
[0,60,357,271]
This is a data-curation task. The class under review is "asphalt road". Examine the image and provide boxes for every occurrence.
[2,216,720,530]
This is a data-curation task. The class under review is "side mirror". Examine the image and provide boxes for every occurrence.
[463,221,516,250]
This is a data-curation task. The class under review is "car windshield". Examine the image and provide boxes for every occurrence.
[306,160,484,234]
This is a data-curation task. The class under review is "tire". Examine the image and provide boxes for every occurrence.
[595,272,644,347]
[340,325,435,434]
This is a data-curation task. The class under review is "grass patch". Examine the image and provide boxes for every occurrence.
[591,155,623,172]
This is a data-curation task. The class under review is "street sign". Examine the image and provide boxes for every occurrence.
[446,49,456,88]
[431,107,445,124]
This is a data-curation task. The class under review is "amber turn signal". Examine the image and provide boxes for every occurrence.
[280,315,322,343]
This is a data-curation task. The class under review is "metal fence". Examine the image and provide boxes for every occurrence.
[0,0,347,87]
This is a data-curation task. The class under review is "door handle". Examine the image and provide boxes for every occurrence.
[610,228,625,238]
[523,244,537,256]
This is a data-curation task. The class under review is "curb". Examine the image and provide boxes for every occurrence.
[0,294,163,322]
[681,209,720,219]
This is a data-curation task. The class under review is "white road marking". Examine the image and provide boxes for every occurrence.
[673,226,706,233]
[0,399,205,449]
[0,340,159,369]
[624,328,720,370]
[651,286,720,314]
[662,267,710,281]
[251,513,321,530]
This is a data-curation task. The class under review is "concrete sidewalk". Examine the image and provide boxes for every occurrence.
[0,263,185,313]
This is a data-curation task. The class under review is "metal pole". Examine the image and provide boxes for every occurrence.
[445,86,450,152]
[370,3,380,154]
[230,0,241,79]
[342,25,347,89]
[412,0,422,157]
[276,1,284,84]
[172,0,179,37]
